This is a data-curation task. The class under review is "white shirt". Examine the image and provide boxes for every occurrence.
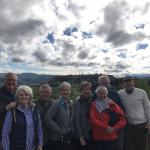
[118,88,150,124]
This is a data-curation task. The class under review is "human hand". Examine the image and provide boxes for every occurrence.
[105,126,115,134]
[80,137,86,146]
[37,145,42,150]
[6,101,16,110]
[145,124,150,134]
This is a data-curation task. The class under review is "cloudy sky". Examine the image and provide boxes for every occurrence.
[0,0,150,76]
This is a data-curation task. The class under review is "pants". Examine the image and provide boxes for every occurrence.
[94,139,118,150]
[0,141,2,150]
[43,142,51,150]
[73,138,93,150]
[50,140,74,150]
[117,129,124,150]
[124,123,148,150]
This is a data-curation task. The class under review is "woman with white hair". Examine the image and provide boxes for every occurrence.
[45,82,74,150]
[2,85,43,150]
[90,86,126,150]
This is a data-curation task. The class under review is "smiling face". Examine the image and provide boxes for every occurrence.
[40,87,52,101]
[17,90,31,106]
[96,86,108,101]
[123,79,134,91]
[81,86,91,98]
[4,73,17,93]
[97,90,107,100]
[60,86,71,100]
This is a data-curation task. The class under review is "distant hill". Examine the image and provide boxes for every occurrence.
[131,74,150,79]
[0,73,54,86]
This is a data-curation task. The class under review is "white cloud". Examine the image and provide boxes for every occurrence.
[0,0,150,75]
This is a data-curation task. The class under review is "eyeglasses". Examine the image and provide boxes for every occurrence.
[6,79,17,82]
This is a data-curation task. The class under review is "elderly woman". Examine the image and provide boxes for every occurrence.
[90,86,126,150]
[45,82,74,150]
[2,85,43,150]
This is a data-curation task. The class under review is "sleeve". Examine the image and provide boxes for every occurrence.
[112,103,127,130]
[142,91,150,124]
[89,103,108,129]
[44,103,64,134]
[0,101,7,116]
[2,111,12,150]
[74,102,83,138]
[114,93,124,111]
[37,111,43,146]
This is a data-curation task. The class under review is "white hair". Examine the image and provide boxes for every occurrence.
[59,82,71,90]
[95,86,108,94]
[16,85,33,99]
[98,75,110,84]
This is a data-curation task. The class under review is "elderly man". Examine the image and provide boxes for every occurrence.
[93,75,124,110]
[35,83,54,150]
[0,73,17,149]
[118,76,150,150]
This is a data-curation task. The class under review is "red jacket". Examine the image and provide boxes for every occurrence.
[90,100,126,141]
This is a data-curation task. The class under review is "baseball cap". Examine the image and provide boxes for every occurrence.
[123,76,134,81]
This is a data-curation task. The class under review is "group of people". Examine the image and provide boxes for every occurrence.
[0,72,150,150]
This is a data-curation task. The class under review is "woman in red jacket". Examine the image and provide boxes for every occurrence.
[90,86,126,150]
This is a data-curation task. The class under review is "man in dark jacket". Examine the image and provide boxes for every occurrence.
[0,72,17,150]
[35,83,54,150]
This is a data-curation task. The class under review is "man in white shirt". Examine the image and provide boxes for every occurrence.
[118,76,150,150]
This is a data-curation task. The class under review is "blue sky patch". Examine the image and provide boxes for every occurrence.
[118,52,126,59]
[63,26,78,36]
[136,43,148,50]
[135,23,145,29]
[82,31,92,39]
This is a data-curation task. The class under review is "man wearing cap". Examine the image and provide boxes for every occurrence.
[118,76,150,150]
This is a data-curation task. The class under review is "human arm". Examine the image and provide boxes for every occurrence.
[89,103,108,129]
[2,111,12,150]
[37,111,43,149]
[44,103,64,134]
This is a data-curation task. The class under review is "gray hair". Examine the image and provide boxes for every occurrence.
[16,85,33,99]
[96,86,108,95]
[98,75,110,84]
[59,82,71,90]
[4,72,18,81]
[39,84,52,91]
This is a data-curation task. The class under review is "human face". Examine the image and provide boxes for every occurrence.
[123,79,134,91]
[60,86,71,100]
[40,88,52,101]
[81,86,91,98]
[99,78,110,88]
[4,74,17,92]
[97,90,107,101]
[17,90,30,106]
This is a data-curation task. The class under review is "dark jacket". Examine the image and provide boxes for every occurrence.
[44,98,74,141]
[35,99,54,144]
[73,95,92,139]
[0,87,16,140]
[10,107,39,150]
